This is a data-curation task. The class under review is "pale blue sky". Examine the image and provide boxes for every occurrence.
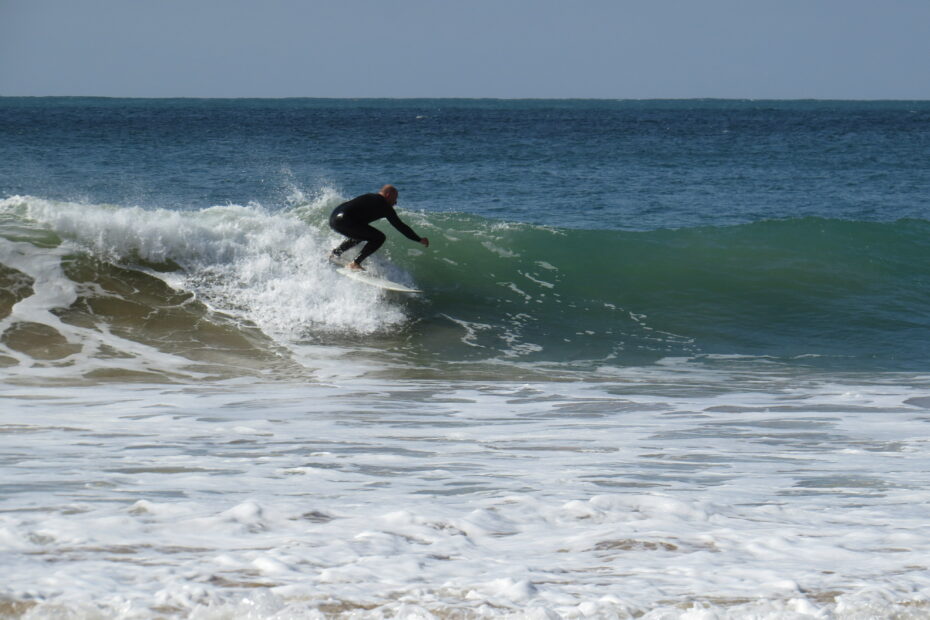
[2,0,929,99]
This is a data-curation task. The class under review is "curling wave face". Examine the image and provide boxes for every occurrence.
[3,194,930,384]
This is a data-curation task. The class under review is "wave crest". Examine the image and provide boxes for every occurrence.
[3,194,929,380]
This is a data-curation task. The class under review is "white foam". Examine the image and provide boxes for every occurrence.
[0,195,417,379]
[0,233,212,382]
[0,237,79,364]
[2,376,930,617]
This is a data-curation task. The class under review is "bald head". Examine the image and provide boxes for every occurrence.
[379,184,398,206]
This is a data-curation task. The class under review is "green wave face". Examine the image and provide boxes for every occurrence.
[404,214,930,370]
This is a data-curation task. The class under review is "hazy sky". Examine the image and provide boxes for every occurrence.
[2,0,929,99]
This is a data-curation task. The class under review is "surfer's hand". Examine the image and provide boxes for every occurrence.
[419,237,430,248]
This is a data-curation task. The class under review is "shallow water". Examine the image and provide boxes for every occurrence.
[3,370,930,617]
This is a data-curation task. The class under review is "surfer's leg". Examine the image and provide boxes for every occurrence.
[332,237,361,257]
[330,217,386,266]
[330,215,369,257]
[354,229,386,265]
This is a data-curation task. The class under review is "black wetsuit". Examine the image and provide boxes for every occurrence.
[329,193,421,265]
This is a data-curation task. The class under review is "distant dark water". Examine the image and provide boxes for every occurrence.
[3,98,928,227]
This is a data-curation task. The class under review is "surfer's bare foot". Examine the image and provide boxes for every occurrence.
[348,261,364,271]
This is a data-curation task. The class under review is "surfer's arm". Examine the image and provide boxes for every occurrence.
[385,209,424,243]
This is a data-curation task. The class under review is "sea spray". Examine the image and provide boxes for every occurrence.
[0,195,417,381]
[1,194,412,336]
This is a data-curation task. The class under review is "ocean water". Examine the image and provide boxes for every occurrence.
[1,97,930,618]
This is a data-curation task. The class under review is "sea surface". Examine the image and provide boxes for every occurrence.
[1,97,930,618]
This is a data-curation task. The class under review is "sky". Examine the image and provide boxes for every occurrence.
[2,0,929,99]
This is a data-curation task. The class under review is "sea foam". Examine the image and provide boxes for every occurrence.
[0,194,418,381]
[2,376,930,618]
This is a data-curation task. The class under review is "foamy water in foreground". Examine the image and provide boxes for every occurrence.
[3,369,930,618]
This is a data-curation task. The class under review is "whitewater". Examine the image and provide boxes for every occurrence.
[2,97,930,618]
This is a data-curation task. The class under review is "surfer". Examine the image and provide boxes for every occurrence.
[328,185,429,270]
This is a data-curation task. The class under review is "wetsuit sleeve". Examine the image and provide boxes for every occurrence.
[385,209,422,242]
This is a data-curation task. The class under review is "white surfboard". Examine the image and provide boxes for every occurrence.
[336,266,422,293]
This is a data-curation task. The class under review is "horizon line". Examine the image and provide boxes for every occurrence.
[3,95,930,103]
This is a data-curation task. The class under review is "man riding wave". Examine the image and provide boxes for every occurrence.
[328,185,429,270]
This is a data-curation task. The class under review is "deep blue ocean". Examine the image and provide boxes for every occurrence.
[4,98,929,227]
[3,98,930,618]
